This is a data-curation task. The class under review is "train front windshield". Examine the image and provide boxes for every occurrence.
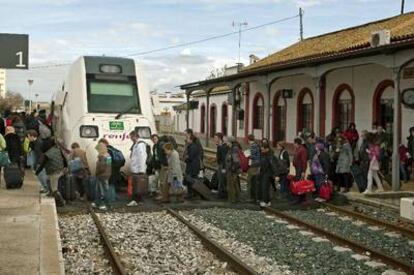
[86,78,140,114]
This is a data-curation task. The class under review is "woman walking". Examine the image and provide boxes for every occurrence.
[336,137,353,193]
[363,136,384,194]
[164,143,184,203]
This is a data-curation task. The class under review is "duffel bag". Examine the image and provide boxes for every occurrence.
[290,179,315,195]
[319,180,334,201]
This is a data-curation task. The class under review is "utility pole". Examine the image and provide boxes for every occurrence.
[401,0,405,14]
[27,79,33,112]
[299,7,304,41]
[232,21,248,65]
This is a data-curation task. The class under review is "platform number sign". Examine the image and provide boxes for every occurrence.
[0,34,29,69]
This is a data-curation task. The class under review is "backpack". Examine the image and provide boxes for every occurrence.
[69,157,83,174]
[238,150,249,173]
[38,120,52,139]
[107,146,125,168]
[138,141,152,166]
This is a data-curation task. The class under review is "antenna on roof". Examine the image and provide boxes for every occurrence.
[299,7,304,41]
[401,0,405,14]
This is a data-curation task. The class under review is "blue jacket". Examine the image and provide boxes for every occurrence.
[250,142,261,167]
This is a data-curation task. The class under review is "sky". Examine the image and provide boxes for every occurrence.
[2,0,414,101]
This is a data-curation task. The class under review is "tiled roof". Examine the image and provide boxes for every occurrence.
[243,12,414,72]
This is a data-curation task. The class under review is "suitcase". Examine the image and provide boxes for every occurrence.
[58,175,76,201]
[319,180,334,201]
[186,176,212,200]
[132,174,148,196]
[4,164,23,189]
[351,164,367,193]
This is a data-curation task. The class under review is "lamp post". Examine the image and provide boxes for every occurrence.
[35,93,39,111]
[27,79,33,112]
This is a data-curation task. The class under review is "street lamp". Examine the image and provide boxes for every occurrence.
[35,93,39,111]
[28,79,33,112]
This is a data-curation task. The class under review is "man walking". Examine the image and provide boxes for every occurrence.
[127,131,148,206]
[214,133,228,199]
[247,134,260,202]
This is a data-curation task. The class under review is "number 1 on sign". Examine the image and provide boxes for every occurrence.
[16,51,26,68]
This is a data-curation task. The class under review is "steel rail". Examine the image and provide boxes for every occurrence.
[87,205,127,275]
[262,207,414,274]
[321,202,414,239]
[167,208,260,275]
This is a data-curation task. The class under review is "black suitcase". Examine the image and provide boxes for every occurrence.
[186,176,212,200]
[351,164,367,193]
[58,174,76,201]
[4,164,23,189]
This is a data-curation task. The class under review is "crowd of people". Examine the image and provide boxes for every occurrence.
[1,108,413,210]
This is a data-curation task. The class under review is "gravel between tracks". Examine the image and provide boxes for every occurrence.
[59,214,112,275]
[180,210,292,274]
[187,208,393,275]
[286,208,414,265]
[98,211,236,275]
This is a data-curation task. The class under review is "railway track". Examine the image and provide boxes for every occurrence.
[84,205,260,275]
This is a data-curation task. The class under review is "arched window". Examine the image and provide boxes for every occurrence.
[200,104,206,133]
[297,88,314,133]
[210,104,217,137]
[221,103,228,136]
[373,80,394,129]
[252,93,264,130]
[272,91,287,144]
[332,84,355,131]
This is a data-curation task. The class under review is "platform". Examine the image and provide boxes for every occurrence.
[0,171,64,275]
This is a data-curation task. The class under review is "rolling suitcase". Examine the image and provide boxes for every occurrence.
[58,174,76,201]
[351,164,367,193]
[4,164,23,189]
[186,176,212,200]
[132,174,148,196]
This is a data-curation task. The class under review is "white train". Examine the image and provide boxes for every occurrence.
[52,56,156,174]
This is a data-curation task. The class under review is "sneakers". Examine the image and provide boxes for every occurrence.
[362,190,371,195]
[39,189,48,194]
[91,202,97,208]
[266,202,272,207]
[259,201,266,207]
[126,200,138,207]
[98,205,108,211]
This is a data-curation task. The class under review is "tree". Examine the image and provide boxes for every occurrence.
[0,91,24,113]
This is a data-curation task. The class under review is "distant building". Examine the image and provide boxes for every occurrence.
[0,69,6,98]
[151,92,186,133]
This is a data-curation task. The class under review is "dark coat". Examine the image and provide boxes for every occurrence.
[318,151,331,176]
[5,133,22,164]
[185,142,201,177]
[216,143,228,168]
[152,142,168,169]
[278,150,290,173]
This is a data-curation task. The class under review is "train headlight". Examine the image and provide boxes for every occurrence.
[80,125,99,138]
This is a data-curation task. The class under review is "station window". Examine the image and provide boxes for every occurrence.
[297,88,314,133]
[200,104,206,134]
[210,104,217,137]
[253,93,264,130]
[332,84,355,132]
[373,80,394,130]
[222,103,228,136]
[273,92,286,143]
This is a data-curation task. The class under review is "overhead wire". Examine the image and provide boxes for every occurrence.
[29,14,299,70]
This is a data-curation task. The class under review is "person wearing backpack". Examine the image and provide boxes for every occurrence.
[224,136,241,203]
[98,138,125,191]
[35,139,65,206]
[151,134,169,202]
[247,134,260,202]
[127,131,148,206]
[70,143,90,200]
[92,142,112,210]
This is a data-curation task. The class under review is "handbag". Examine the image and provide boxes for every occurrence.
[170,178,184,195]
[290,179,315,195]
[319,179,333,200]
[0,151,11,167]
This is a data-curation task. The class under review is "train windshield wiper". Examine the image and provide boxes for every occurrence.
[115,106,135,119]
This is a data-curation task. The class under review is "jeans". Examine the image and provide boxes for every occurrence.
[313,174,325,194]
[400,164,409,182]
[96,177,109,205]
[279,174,289,194]
[37,168,49,190]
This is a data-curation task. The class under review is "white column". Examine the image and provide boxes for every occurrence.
[313,77,321,136]
[392,68,401,191]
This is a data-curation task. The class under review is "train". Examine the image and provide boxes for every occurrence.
[52,56,156,174]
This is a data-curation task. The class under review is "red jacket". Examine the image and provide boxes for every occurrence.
[343,129,359,145]
[399,145,409,165]
[293,145,308,170]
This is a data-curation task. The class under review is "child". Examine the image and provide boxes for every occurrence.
[93,142,112,210]
[70,142,90,200]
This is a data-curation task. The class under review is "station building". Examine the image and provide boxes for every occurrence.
[177,12,414,190]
